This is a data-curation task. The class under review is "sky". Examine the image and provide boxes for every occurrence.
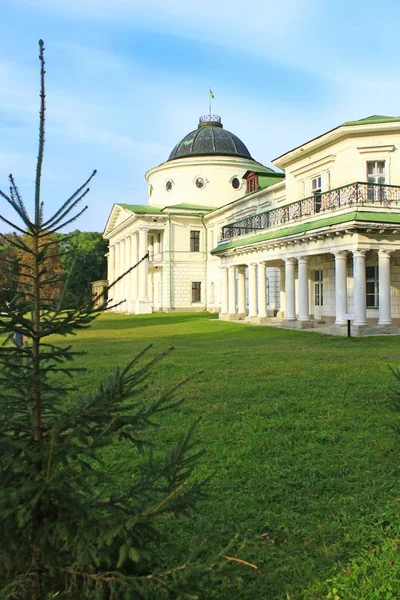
[1,0,400,233]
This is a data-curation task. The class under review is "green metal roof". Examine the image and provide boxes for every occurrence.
[161,203,217,212]
[342,115,400,126]
[212,211,400,254]
[258,173,285,189]
[117,203,163,214]
[168,116,257,162]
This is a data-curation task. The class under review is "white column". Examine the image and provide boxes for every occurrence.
[131,233,139,302]
[221,267,228,314]
[148,235,154,261]
[228,266,236,315]
[136,228,152,314]
[114,242,120,306]
[237,267,247,315]
[138,229,149,299]
[334,251,348,325]
[279,266,285,316]
[125,236,131,307]
[120,239,126,308]
[154,233,161,257]
[108,244,115,285]
[248,263,257,318]
[285,258,296,320]
[378,249,392,325]
[353,250,367,326]
[257,262,267,318]
[297,257,310,321]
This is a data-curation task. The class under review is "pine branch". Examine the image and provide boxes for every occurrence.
[41,170,97,229]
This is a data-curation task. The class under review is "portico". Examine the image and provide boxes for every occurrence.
[218,240,400,335]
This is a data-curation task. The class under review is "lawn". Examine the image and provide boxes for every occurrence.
[59,312,400,599]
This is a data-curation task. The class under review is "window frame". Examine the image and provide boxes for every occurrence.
[190,230,200,252]
[367,160,386,201]
[314,270,324,306]
[366,265,379,308]
[191,281,201,303]
[311,175,323,213]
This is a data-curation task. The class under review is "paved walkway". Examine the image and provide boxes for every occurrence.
[222,317,400,337]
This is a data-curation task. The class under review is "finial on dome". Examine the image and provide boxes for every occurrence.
[198,115,223,129]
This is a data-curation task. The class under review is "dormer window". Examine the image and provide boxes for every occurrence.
[243,171,259,194]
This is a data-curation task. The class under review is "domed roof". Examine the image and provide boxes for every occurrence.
[168,115,254,161]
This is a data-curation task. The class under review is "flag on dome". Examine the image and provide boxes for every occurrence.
[209,89,214,99]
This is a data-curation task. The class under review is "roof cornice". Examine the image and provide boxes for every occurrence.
[145,156,273,180]
[273,122,400,170]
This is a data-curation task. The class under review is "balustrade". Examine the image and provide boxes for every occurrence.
[220,181,400,242]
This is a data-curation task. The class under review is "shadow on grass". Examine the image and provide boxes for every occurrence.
[95,311,219,330]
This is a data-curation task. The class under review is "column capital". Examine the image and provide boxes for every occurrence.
[237,265,247,274]
[378,249,394,258]
[352,249,368,258]
[221,265,228,272]
[247,261,257,267]
[297,256,309,265]
[334,250,348,259]
[285,257,296,265]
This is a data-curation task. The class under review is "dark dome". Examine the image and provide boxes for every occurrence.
[168,115,254,161]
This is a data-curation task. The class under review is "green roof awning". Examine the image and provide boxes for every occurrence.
[161,203,217,212]
[117,203,163,214]
[212,211,400,254]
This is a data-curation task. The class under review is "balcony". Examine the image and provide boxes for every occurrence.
[220,182,400,242]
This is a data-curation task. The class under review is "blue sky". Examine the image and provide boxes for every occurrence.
[1,0,400,232]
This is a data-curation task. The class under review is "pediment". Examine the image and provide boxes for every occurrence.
[103,204,134,237]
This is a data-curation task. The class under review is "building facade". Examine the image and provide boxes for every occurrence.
[104,114,400,335]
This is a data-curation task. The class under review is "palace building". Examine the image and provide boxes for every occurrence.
[103,113,400,335]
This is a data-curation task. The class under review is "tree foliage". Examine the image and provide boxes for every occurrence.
[56,230,108,307]
[0,40,220,600]
[0,233,20,304]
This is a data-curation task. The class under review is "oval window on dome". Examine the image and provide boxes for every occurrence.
[232,177,240,190]
[166,180,173,192]
[195,177,205,189]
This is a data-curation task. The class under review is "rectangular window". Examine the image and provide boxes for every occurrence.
[192,281,201,303]
[312,176,322,213]
[366,265,379,308]
[314,270,324,306]
[190,230,200,252]
[367,161,386,201]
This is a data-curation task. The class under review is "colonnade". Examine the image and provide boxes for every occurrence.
[221,249,394,327]
[221,261,269,321]
[108,228,152,313]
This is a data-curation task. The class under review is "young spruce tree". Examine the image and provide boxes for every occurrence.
[0,40,234,600]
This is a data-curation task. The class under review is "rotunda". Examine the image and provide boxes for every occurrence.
[145,115,273,209]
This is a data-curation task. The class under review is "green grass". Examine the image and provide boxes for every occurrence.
[56,312,400,599]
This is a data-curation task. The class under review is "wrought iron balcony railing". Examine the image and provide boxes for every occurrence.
[220,181,400,242]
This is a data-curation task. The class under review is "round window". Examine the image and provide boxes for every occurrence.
[195,177,205,189]
[232,177,240,189]
[165,180,172,192]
